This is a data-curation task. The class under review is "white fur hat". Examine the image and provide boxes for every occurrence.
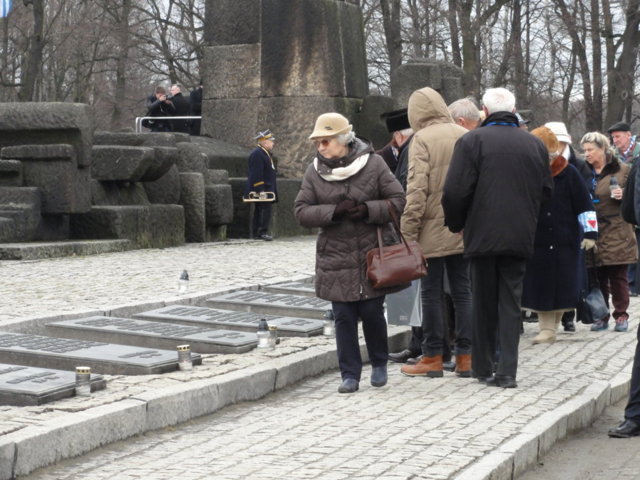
[544,122,572,144]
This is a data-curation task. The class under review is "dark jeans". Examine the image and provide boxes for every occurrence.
[332,296,388,381]
[593,264,630,319]
[421,254,472,357]
[471,256,526,378]
[625,325,640,422]
[252,202,272,237]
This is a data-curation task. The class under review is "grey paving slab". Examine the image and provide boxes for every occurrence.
[0,332,202,375]
[0,363,105,406]
[134,305,324,337]
[204,290,331,319]
[46,316,258,354]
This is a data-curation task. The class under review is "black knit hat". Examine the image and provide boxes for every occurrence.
[381,108,410,133]
[607,121,631,133]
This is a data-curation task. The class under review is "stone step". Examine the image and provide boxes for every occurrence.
[46,316,258,354]
[0,239,132,260]
[0,332,202,375]
[0,363,106,406]
[135,305,324,337]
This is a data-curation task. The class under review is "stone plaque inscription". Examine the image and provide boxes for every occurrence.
[0,363,106,406]
[135,305,323,337]
[0,332,200,375]
[204,291,330,320]
[47,316,257,354]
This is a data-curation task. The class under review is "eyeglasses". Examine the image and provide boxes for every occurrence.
[313,138,333,148]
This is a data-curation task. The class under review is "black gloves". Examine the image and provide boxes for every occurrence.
[347,204,368,221]
[333,199,357,220]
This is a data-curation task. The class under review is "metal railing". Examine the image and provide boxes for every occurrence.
[134,116,202,133]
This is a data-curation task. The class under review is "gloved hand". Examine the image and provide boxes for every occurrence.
[580,238,596,250]
[347,204,368,221]
[333,199,357,220]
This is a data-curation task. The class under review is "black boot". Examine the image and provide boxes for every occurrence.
[561,311,576,332]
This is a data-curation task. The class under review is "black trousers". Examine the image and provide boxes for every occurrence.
[471,256,526,378]
[252,202,272,237]
[332,296,388,381]
[625,325,640,422]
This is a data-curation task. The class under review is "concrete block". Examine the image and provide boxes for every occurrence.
[584,380,611,416]
[91,145,155,182]
[190,136,250,177]
[391,60,444,109]
[271,178,309,237]
[179,172,206,242]
[91,180,150,206]
[0,159,23,186]
[498,433,539,479]
[144,164,182,205]
[205,184,233,225]
[0,102,94,167]
[133,380,222,431]
[228,177,252,238]
[208,169,229,184]
[176,142,208,174]
[203,45,261,99]
[610,371,631,404]
[214,365,277,405]
[203,0,260,45]
[274,348,337,390]
[0,436,15,480]
[141,146,178,182]
[522,410,568,458]
[201,98,258,150]
[1,143,75,162]
[355,95,396,150]
[148,204,185,248]
[11,400,146,477]
[563,395,595,433]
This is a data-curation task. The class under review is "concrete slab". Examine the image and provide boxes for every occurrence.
[134,305,324,337]
[46,316,257,354]
[260,281,316,297]
[204,290,331,319]
[0,332,201,375]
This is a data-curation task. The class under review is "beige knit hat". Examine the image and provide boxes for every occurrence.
[309,113,353,139]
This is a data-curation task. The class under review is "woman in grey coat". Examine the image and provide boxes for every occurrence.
[294,113,406,394]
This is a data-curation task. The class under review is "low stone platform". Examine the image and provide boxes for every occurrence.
[0,239,132,260]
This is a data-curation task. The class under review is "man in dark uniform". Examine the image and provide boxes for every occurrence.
[189,80,203,136]
[246,130,277,241]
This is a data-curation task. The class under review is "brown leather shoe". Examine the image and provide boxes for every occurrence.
[455,353,472,377]
[401,355,443,377]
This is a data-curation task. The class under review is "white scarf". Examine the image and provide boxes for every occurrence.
[313,153,369,182]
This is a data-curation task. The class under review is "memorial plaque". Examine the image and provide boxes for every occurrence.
[0,332,202,375]
[0,363,106,406]
[204,290,331,320]
[135,305,323,337]
[47,316,257,354]
[261,281,316,297]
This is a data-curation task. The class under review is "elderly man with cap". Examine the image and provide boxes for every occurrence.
[245,130,277,241]
[376,108,413,182]
[608,122,640,166]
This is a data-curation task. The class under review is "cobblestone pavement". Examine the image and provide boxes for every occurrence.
[1,237,639,479]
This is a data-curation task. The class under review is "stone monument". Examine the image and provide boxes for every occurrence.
[202,0,368,177]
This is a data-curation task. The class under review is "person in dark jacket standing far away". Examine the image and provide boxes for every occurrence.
[245,130,278,241]
[168,84,191,133]
[294,113,406,394]
[442,87,553,388]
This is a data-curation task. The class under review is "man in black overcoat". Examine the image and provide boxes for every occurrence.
[442,87,553,388]
[169,84,191,133]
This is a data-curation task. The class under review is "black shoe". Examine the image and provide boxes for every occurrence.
[388,349,417,363]
[338,378,359,394]
[608,419,640,438]
[259,234,273,241]
[472,372,493,383]
[486,375,517,388]
[371,365,388,387]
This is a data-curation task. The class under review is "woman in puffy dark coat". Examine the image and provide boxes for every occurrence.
[521,127,597,344]
[581,131,638,332]
[294,113,406,394]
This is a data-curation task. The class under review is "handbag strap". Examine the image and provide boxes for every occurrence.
[376,200,412,257]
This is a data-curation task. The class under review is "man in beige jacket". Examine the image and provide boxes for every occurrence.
[400,87,473,378]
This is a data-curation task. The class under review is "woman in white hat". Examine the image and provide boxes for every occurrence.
[294,112,406,394]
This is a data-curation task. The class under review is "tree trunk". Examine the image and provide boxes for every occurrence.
[111,0,132,129]
[379,0,402,76]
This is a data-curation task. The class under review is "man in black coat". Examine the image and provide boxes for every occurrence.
[245,130,277,241]
[169,84,191,133]
[442,87,553,388]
